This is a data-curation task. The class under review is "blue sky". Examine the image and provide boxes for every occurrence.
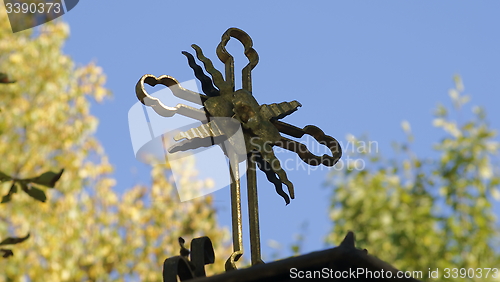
[59,1,500,262]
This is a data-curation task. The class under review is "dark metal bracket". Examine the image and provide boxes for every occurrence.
[163,237,215,282]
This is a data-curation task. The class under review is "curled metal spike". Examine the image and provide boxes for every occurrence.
[191,44,232,94]
[190,236,215,277]
[254,152,290,205]
[179,237,190,258]
[182,51,220,97]
[250,138,294,202]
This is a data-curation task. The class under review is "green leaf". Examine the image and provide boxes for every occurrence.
[0,171,11,182]
[0,72,16,84]
[1,193,12,203]
[1,182,18,204]
[0,233,30,246]
[29,169,64,188]
[20,182,47,202]
[0,248,14,258]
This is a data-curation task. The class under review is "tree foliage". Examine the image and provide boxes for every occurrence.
[1,12,65,259]
[0,7,230,281]
[326,76,500,281]
[0,166,63,258]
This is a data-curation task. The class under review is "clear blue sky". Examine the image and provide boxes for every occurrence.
[60,1,500,262]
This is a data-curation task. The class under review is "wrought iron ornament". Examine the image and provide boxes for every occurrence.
[136,28,342,276]
[163,237,215,281]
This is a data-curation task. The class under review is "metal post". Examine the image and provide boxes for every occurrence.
[225,160,243,271]
[247,152,264,265]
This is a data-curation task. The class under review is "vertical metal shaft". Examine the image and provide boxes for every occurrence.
[225,160,243,271]
[247,152,264,265]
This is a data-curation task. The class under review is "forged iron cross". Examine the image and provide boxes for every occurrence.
[135,28,342,271]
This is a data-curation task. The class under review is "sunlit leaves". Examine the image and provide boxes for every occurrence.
[0,5,230,281]
[492,189,500,201]
[326,76,500,281]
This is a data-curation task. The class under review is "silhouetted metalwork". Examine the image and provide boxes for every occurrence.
[136,27,342,275]
[163,232,422,282]
[163,237,215,282]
